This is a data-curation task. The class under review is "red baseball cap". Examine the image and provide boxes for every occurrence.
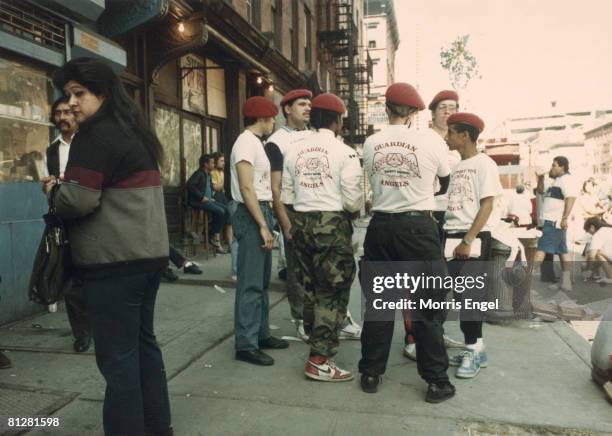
[447,112,485,133]
[311,93,346,114]
[242,96,279,118]
[280,89,312,106]
[429,90,459,111]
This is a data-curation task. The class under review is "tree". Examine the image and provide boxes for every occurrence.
[440,35,480,90]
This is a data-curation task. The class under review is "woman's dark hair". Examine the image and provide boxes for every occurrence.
[50,96,69,125]
[584,216,608,232]
[451,123,480,143]
[52,57,164,167]
[310,108,341,130]
[553,156,569,173]
[212,152,224,164]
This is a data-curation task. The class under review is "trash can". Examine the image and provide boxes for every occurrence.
[486,238,533,322]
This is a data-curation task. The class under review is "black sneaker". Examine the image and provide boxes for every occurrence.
[161,268,179,283]
[360,374,380,394]
[259,336,289,349]
[425,381,456,403]
[235,350,274,366]
[0,350,12,369]
[183,264,202,275]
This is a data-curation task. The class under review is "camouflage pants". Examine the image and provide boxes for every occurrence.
[291,211,356,357]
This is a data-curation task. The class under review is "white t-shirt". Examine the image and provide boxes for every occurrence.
[266,126,312,156]
[281,128,363,212]
[507,192,534,225]
[444,153,503,232]
[362,125,450,213]
[54,134,73,178]
[590,227,612,258]
[230,130,272,203]
[434,149,462,211]
[541,173,579,222]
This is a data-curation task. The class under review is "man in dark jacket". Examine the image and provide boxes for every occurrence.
[46,96,91,352]
[187,154,231,254]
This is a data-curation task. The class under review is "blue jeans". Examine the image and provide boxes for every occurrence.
[537,220,568,254]
[232,202,274,351]
[190,200,230,235]
[83,270,171,435]
[228,201,239,276]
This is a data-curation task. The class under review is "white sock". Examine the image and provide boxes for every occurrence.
[561,271,572,289]
[466,344,477,351]
[474,338,485,352]
[184,261,193,268]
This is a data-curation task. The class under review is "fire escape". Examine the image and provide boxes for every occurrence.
[318,0,371,147]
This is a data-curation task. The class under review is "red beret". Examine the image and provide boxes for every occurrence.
[429,90,459,110]
[242,96,278,118]
[311,93,346,114]
[280,89,312,106]
[447,112,485,133]
[385,83,425,110]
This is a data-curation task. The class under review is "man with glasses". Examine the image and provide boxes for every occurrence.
[402,90,464,361]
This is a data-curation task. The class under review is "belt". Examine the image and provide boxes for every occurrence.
[374,210,433,218]
[259,201,272,208]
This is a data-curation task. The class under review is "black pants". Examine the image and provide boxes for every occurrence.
[541,252,556,282]
[446,231,492,345]
[84,269,171,436]
[64,278,90,340]
[169,246,186,269]
[359,213,450,384]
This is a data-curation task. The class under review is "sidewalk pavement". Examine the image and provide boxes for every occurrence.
[1,228,611,435]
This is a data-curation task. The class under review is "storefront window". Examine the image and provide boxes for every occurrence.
[155,105,180,186]
[0,58,52,183]
[183,116,202,179]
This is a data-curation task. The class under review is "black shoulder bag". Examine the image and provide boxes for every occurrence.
[28,184,72,305]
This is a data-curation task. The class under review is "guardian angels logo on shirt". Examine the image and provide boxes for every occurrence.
[258,170,271,191]
[372,141,421,187]
[447,169,476,212]
[294,147,332,189]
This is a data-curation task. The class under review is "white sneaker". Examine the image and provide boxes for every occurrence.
[403,343,417,361]
[305,358,354,382]
[295,319,309,341]
[443,334,465,349]
[339,312,362,340]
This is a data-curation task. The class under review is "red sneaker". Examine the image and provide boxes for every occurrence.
[304,357,353,382]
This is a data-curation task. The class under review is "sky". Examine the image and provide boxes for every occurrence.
[393,0,612,136]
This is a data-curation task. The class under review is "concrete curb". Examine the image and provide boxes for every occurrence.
[550,320,593,368]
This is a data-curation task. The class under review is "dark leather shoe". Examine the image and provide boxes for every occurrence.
[258,336,289,349]
[360,374,380,393]
[0,351,12,369]
[161,268,179,282]
[73,336,91,353]
[183,264,202,274]
[425,381,456,403]
[235,350,274,366]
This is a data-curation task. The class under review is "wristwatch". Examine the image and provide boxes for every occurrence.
[460,238,472,246]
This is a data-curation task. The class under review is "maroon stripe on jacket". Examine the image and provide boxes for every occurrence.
[64,166,104,190]
[111,170,161,189]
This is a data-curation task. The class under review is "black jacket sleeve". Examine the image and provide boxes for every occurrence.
[186,170,205,201]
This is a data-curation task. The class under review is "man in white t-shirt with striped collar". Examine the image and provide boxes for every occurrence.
[230,96,290,366]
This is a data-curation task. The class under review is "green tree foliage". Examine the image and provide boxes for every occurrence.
[440,35,480,90]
